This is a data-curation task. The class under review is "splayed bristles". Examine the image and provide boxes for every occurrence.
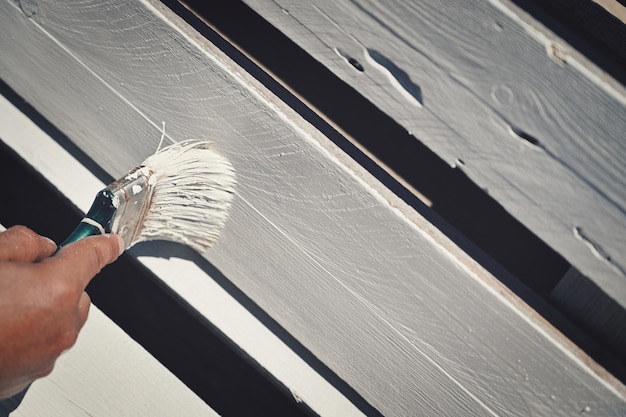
[132,140,236,254]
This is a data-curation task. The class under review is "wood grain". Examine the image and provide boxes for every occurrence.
[1,0,625,415]
[243,0,626,321]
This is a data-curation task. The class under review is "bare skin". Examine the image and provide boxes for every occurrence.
[0,226,123,399]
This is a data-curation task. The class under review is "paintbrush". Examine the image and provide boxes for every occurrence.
[59,140,236,254]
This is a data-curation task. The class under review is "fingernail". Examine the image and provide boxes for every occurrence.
[115,235,125,256]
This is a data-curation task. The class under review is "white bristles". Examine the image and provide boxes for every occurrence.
[133,140,236,254]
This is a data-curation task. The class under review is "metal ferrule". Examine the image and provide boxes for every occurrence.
[108,166,156,247]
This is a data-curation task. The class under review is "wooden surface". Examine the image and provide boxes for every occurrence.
[0,92,361,417]
[1,0,625,415]
[242,0,626,319]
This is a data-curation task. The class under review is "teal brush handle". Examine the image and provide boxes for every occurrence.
[58,189,118,250]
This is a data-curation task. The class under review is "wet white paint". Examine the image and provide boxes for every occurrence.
[137,140,236,254]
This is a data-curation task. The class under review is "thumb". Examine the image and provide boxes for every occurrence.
[42,234,124,290]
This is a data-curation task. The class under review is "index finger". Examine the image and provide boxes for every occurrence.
[0,225,57,262]
[40,234,124,290]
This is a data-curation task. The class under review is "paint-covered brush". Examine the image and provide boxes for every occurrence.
[59,140,236,254]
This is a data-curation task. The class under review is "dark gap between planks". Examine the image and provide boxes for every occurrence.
[509,0,626,88]
[167,0,626,376]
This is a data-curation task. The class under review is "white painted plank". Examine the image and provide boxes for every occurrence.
[242,0,626,316]
[1,1,625,415]
[0,92,363,417]
[10,306,219,417]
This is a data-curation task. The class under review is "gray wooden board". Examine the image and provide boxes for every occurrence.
[242,0,626,314]
[1,0,625,415]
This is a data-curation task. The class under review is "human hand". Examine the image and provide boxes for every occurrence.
[0,225,123,399]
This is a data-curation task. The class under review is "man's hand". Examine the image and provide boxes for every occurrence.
[0,225,123,399]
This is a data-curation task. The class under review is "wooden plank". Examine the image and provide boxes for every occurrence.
[0,91,362,417]
[241,0,626,322]
[10,306,219,417]
[1,0,624,415]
